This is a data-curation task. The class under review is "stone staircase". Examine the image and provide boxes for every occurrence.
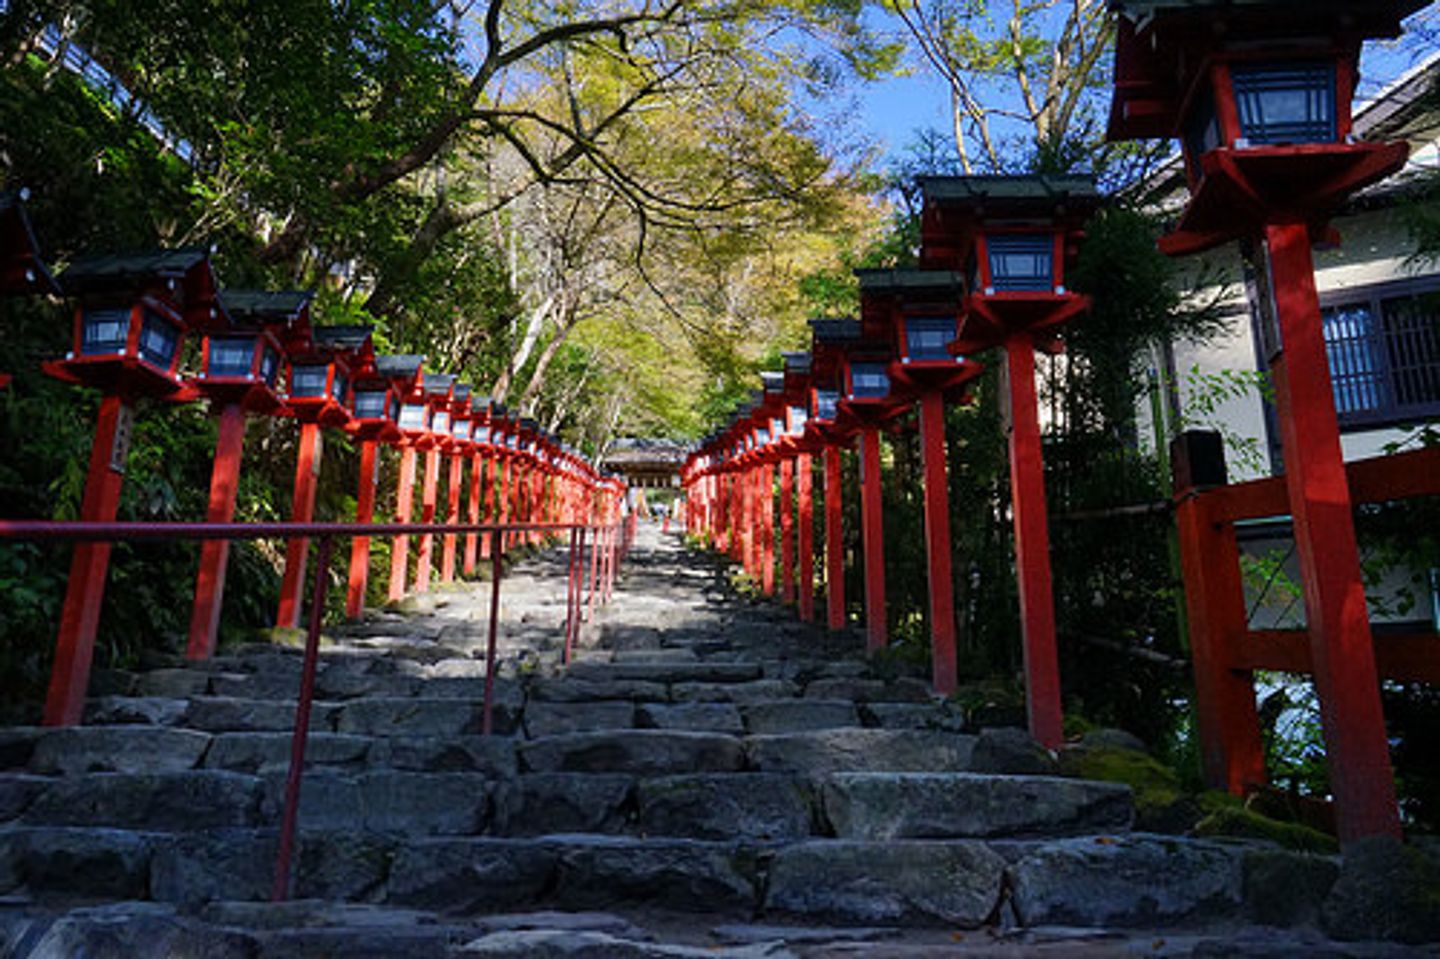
[0,526,1424,957]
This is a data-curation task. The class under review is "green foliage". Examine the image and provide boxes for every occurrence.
[1063,746,1183,815]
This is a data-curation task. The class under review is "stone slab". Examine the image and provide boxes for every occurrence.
[822,773,1133,840]
[565,662,763,684]
[204,732,371,774]
[386,838,559,912]
[745,729,976,777]
[519,730,746,775]
[528,678,669,703]
[83,695,189,726]
[1007,834,1245,927]
[494,774,635,836]
[636,773,814,841]
[742,700,859,735]
[523,702,636,738]
[550,835,757,913]
[671,680,799,704]
[22,771,264,830]
[765,839,1005,926]
[367,735,517,776]
[636,702,745,735]
[28,727,212,776]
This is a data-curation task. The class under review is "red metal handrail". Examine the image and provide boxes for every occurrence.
[0,515,627,901]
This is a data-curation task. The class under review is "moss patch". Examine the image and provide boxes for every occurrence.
[1062,746,1182,812]
[1195,806,1339,855]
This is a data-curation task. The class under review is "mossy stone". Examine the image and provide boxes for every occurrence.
[1195,806,1339,855]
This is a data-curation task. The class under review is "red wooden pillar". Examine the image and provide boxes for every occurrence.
[465,450,483,575]
[344,438,381,620]
[415,447,441,592]
[858,426,887,652]
[823,443,845,631]
[761,464,776,595]
[1265,220,1400,841]
[388,446,417,601]
[1005,338,1064,747]
[917,390,957,694]
[43,395,132,726]
[441,450,463,582]
[779,458,795,604]
[1174,482,1267,794]
[277,422,323,629]
[187,402,247,659]
[796,452,815,622]
[482,456,500,559]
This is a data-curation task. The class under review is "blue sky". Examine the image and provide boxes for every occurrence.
[823,13,1438,171]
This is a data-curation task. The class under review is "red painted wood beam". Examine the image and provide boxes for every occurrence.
[824,444,845,631]
[1265,220,1399,842]
[858,426,887,652]
[918,390,958,696]
[1174,487,1267,795]
[1004,339,1063,747]
[44,395,132,725]
[1237,630,1440,684]
[344,438,380,619]
[187,402,247,659]
[276,422,323,629]
[387,446,417,601]
[414,447,441,593]
[762,463,776,595]
[780,457,796,604]
[464,450,482,575]
[441,450,463,582]
[797,452,815,622]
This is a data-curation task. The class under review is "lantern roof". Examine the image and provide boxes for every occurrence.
[0,190,60,296]
[782,351,812,374]
[1107,0,1425,141]
[423,372,455,396]
[312,324,372,352]
[61,246,225,327]
[760,371,785,395]
[520,417,539,431]
[453,382,472,402]
[855,268,967,297]
[219,290,312,325]
[918,175,1101,215]
[809,318,863,344]
[376,354,424,379]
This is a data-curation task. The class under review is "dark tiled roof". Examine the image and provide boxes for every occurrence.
[219,290,312,323]
[760,371,785,393]
[782,351,812,373]
[376,354,424,378]
[809,318,862,343]
[61,247,211,295]
[855,268,966,296]
[919,174,1102,211]
[423,372,455,395]
[313,324,372,350]
[452,382,471,402]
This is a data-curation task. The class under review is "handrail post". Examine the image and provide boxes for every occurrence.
[482,528,504,736]
[273,534,332,902]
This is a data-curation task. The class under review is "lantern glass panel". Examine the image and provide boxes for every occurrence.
[905,317,956,361]
[330,370,348,405]
[788,404,807,435]
[475,426,490,444]
[771,417,784,437]
[259,345,281,387]
[399,402,430,429]
[207,336,255,378]
[814,389,839,422]
[433,411,451,435]
[1231,63,1336,144]
[452,417,470,439]
[291,364,330,398]
[353,388,388,419]
[755,427,770,445]
[80,307,132,356]
[986,235,1053,292]
[849,362,890,399]
[138,310,180,368]
[506,433,517,449]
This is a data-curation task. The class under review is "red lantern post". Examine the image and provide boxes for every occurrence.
[1106,0,1420,842]
[42,248,219,723]
[275,324,368,628]
[344,354,416,618]
[441,385,474,583]
[184,290,300,656]
[413,374,455,593]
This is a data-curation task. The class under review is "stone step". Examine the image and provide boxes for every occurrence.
[563,661,764,685]
[519,730,746,775]
[744,728,978,777]
[1,826,1278,930]
[821,773,1133,839]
